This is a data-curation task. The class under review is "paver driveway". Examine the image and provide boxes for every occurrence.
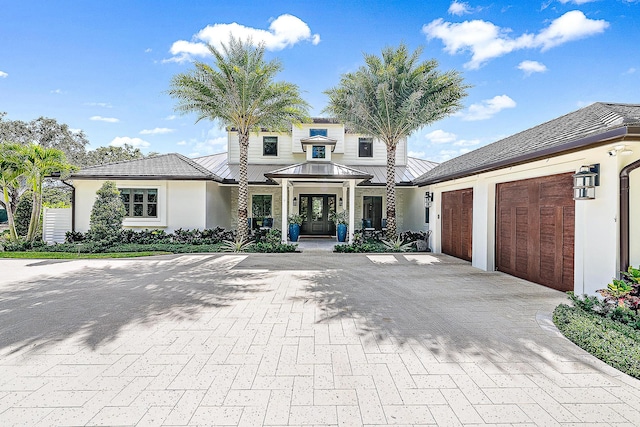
[0,253,639,426]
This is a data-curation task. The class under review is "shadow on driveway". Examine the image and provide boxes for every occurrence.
[0,255,264,355]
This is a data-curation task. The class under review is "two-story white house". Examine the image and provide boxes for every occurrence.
[67,102,640,296]
[70,119,436,243]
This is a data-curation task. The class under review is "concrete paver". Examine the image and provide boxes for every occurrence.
[1,253,639,426]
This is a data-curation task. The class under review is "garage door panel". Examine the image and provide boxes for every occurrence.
[496,173,574,291]
[441,188,473,262]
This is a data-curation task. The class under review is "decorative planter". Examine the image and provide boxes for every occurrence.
[289,223,300,242]
[337,223,347,243]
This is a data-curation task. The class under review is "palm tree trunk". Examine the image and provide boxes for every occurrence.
[385,143,397,239]
[237,131,250,241]
[2,187,18,242]
[27,182,42,242]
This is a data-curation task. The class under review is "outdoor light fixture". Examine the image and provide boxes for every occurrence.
[339,197,343,207]
[293,197,298,207]
[424,192,434,208]
[608,145,634,156]
[573,164,600,200]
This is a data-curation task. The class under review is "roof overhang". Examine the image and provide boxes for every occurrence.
[300,135,338,152]
[264,161,373,185]
[419,125,640,186]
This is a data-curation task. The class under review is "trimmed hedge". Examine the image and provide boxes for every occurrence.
[553,304,640,379]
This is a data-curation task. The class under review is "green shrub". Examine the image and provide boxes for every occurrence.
[14,191,33,237]
[89,181,125,241]
[553,304,640,378]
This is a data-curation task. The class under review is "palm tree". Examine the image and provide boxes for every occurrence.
[168,37,310,240]
[21,143,73,241]
[324,44,468,238]
[0,142,25,242]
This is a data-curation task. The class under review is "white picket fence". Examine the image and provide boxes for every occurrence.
[42,208,72,244]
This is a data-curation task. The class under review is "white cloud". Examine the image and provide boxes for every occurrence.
[140,127,175,135]
[165,115,178,120]
[436,148,473,162]
[166,14,320,63]
[176,140,187,146]
[408,150,427,158]
[90,116,119,123]
[425,129,457,144]
[110,136,150,148]
[50,89,65,94]
[0,71,7,78]
[184,127,227,156]
[559,0,597,4]
[448,1,471,15]
[423,10,608,69]
[145,48,152,53]
[624,67,637,75]
[517,60,548,76]
[456,95,516,121]
[85,102,112,108]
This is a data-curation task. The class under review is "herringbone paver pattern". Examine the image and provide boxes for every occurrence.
[0,253,639,426]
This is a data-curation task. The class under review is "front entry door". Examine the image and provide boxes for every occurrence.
[300,195,336,235]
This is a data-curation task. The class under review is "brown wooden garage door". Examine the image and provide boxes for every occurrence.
[441,188,473,261]
[496,173,574,291]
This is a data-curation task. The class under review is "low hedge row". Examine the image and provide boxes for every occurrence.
[553,304,640,379]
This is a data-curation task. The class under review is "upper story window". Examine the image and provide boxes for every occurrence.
[359,138,373,157]
[120,188,157,218]
[263,136,278,156]
[309,129,328,137]
[312,146,326,159]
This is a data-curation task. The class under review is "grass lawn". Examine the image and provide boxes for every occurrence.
[0,251,171,259]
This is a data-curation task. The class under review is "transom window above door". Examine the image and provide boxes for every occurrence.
[309,129,328,137]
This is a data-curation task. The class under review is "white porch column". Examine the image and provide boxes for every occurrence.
[342,186,348,213]
[281,179,288,243]
[349,179,356,243]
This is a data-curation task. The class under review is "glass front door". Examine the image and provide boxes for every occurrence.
[299,194,336,235]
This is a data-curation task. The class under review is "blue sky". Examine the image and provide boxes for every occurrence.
[1,0,638,162]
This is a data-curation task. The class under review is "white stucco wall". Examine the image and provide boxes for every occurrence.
[425,139,640,295]
[628,161,640,268]
[73,179,208,233]
[206,182,232,229]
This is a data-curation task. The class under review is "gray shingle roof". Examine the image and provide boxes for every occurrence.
[72,153,222,181]
[416,102,640,185]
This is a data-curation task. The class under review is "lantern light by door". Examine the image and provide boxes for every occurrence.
[424,192,434,208]
[572,164,600,200]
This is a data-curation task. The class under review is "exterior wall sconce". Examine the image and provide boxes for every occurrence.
[573,164,600,200]
[293,197,298,207]
[425,192,434,208]
[338,197,343,207]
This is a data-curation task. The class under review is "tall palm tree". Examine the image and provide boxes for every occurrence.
[169,37,310,240]
[21,143,72,241]
[0,142,25,242]
[325,44,468,238]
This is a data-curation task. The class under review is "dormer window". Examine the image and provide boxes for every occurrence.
[310,129,328,137]
[312,146,326,159]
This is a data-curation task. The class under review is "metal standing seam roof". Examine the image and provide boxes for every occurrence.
[72,153,223,181]
[192,152,437,185]
[416,102,640,185]
[264,162,373,180]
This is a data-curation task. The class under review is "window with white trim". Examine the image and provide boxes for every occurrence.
[359,137,373,157]
[263,136,278,156]
[120,188,158,218]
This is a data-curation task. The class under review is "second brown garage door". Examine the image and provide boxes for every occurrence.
[496,173,574,291]
[441,188,473,261]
